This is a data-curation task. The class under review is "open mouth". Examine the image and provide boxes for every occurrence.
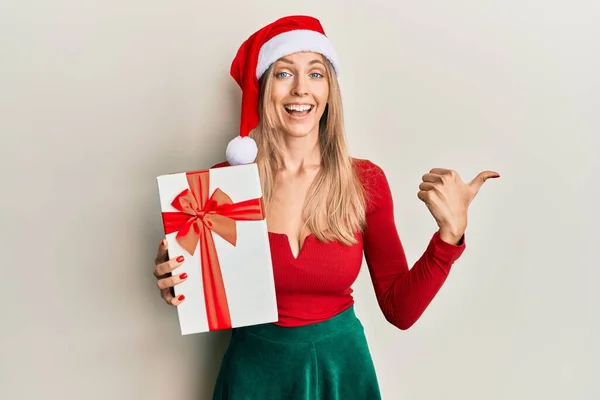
[284,104,314,117]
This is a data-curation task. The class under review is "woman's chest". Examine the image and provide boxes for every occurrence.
[268,232,364,294]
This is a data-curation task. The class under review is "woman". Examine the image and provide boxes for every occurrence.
[153,15,498,399]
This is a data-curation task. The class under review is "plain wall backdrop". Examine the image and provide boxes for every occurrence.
[1,1,598,399]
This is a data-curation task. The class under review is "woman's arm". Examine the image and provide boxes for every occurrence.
[360,161,466,330]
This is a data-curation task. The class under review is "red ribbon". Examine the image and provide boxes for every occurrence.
[161,171,265,330]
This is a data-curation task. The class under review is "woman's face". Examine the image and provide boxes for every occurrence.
[269,52,330,139]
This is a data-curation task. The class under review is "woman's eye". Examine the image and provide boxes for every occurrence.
[275,71,323,79]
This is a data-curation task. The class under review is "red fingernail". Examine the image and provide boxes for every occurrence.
[179,273,187,279]
[178,294,185,301]
[176,255,184,262]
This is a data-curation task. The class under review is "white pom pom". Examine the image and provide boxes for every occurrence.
[225,136,258,166]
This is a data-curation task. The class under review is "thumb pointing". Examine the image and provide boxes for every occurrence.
[469,170,500,192]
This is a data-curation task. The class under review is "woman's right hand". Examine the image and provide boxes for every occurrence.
[153,239,188,306]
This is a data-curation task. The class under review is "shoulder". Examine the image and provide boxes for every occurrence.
[351,157,379,172]
[210,161,231,169]
[351,158,393,214]
[351,157,389,190]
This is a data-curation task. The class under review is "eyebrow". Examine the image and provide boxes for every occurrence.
[278,57,325,67]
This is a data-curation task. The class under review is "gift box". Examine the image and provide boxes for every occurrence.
[156,163,278,335]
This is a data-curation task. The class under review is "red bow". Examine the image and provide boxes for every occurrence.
[161,171,265,330]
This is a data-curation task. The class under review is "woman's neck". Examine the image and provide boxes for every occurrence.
[279,133,321,173]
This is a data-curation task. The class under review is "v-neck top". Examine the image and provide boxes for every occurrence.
[212,159,466,329]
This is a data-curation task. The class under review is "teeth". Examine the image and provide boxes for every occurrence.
[285,104,312,112]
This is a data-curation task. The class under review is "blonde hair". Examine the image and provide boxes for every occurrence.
[251,57,367,245]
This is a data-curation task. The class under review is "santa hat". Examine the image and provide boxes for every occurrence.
[226,15,340,165]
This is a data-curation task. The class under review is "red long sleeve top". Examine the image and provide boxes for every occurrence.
[212,158,465,330]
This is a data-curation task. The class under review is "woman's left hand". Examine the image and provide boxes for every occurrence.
[418,168,500,244]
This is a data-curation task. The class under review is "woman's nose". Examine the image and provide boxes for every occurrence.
[291,76,309,96]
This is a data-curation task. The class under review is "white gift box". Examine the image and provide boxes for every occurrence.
[156,163,278,335]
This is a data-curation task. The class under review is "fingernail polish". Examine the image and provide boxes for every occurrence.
[176,255,184,263]
[179,273,187,280]
[178,294,185,301]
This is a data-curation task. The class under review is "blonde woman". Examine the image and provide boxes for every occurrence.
[153,15,499,400]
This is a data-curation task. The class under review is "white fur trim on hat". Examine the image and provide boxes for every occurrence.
[226,136,258,166]
[256,29,340,79]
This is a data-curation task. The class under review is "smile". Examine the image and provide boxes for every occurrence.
[284,104,314,118]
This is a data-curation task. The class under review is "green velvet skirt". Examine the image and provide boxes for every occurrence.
[212,306,381,399]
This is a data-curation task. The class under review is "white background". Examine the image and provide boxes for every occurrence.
[1,1,598,399]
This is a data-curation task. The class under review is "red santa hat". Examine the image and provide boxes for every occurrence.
[226,15,340,165]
